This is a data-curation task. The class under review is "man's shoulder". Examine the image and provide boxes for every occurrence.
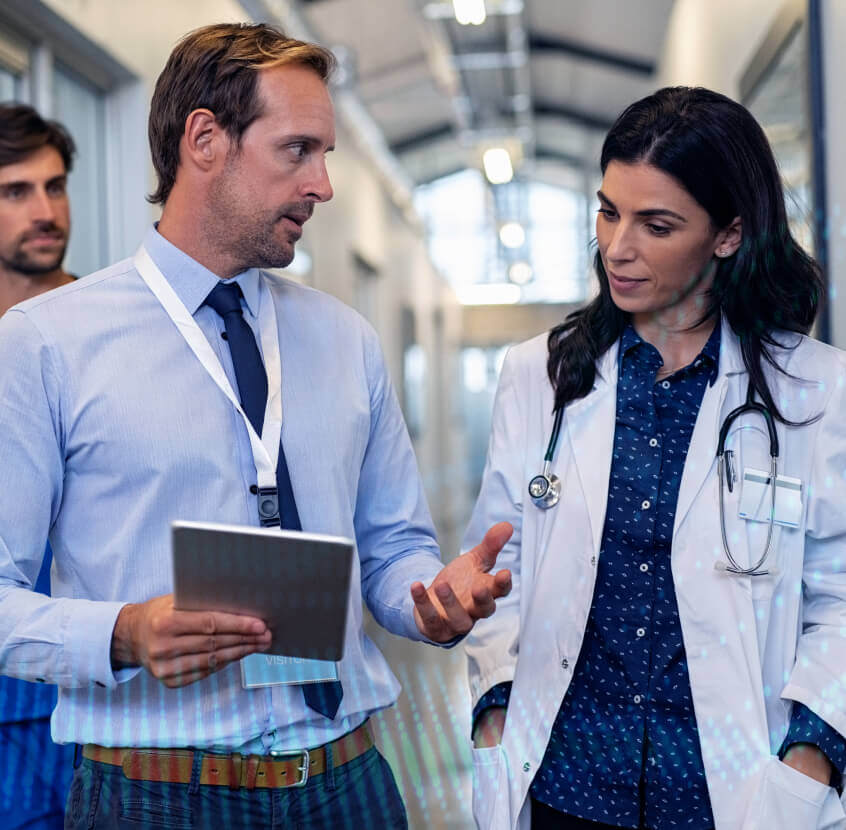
[262,271,377,339]
[12,258,139,319]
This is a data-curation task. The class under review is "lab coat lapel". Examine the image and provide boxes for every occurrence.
[564,343,619,559]
[674,324,746,535]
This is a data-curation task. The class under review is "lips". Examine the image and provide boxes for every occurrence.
[608,270,647,291]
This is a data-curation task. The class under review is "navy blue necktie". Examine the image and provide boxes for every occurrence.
[204,281,344,719]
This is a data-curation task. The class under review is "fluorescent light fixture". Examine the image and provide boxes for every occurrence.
[508,261,533,285]
[452,0,486,25]
[456,283,521,305]
[483,147,513,184]
[499,222,525,248]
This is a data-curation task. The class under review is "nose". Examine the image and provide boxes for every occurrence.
[603,220,636,264]
[30,186,58,224]
[303,157,333,204]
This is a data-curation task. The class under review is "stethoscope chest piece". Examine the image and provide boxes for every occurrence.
[529,472,561,509]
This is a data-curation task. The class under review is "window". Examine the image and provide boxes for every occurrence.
[52,62,108,276]
[0,9,139,278]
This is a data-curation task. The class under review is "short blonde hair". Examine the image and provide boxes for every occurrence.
[148,23,335,205]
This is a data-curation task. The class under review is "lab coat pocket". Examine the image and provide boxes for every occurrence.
[471,744,504,830]
[742,757,845,830]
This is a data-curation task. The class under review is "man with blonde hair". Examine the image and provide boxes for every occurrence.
[0,23,511,828]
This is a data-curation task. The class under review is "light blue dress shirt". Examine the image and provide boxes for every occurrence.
[0,226,444,753]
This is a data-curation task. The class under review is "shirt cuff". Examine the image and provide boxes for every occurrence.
[62,600,138,689]
[778,702,846,789]
[472,680,512,729]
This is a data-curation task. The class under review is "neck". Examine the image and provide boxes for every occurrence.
[633,305,717,377]
[158,197,240,280]
[0,265,73,316]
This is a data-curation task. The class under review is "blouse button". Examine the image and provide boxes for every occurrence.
[661,380,671,389]
[649,438,658,448]
[636,627,646,638]
[633,694,643,704]
[641,499,651,510]
[639,563,649,573]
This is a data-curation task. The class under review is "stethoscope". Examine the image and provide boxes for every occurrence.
[528,380,779,577]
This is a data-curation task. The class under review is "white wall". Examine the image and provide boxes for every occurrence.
[658,0,783,96]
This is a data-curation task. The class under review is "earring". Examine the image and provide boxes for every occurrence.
[716,248,730,258]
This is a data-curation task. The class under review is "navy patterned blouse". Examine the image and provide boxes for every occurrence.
[474,321,846,828]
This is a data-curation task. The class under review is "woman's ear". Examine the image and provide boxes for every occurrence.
[714,216,742,259]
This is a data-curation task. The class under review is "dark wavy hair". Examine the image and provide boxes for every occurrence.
[0,102,75,171]
[547,86,823,424]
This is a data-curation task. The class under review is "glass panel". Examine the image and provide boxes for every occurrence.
[0,65,18,100]
[52,62,107,277]
[746,24,814,256]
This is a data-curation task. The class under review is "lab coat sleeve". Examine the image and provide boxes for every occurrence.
[353,325,446,644]
[0,310,129,689]
[463,347,527,709]
[782,364,846,740]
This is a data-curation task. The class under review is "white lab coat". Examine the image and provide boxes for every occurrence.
[464,325,846,830]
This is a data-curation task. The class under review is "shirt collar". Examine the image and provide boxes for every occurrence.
[142,225,262,319]
[618,316,722,385]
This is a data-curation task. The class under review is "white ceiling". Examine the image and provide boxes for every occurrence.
[299,0,677,184]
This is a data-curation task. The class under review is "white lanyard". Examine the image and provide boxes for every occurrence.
[133,245,283,523]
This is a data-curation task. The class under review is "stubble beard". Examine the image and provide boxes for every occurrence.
[0,242,67,278]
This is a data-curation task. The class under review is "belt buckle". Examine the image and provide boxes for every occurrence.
[269,748,310,787]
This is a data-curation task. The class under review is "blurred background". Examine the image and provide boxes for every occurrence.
[1,0,842,825]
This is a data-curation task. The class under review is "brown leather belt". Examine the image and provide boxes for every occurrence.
[82,721,373,790]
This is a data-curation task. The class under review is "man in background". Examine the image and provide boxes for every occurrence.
[0,102,76,828]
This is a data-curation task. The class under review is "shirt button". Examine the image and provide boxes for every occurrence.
[639,563,649,573]
[661,380,671,389]
[649,438,658,448]
[633,694,642,704]
[641,499,651,510]
[221,331,229,341]
[250,484,258,494]
[636,627,646,638]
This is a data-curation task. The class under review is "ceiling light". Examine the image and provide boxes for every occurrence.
[456,283,521,305]
[452,0,486,25]
[483,147,513,184]
[508,261,533,285]
[499,222,525,248]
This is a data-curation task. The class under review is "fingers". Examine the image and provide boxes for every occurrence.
[411,581,447,640]
[163,610,268,638]
[492,568,512,599]
[471,522,514,571]
[150,641,271,688]
[434,582,473,635]
[148,630,272,660]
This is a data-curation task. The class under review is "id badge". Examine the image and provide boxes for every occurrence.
[738,467,803,528]
[241,654,339,689]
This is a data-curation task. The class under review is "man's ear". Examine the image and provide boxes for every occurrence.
[179,109,227,174]
[714,216,742,259]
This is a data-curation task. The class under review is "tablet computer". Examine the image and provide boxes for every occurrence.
[172,521,354,661]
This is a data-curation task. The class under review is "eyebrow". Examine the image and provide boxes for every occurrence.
[0,174,67,190]
[597,190,688,223]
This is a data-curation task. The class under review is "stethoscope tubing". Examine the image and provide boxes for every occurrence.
[530,379,780,576]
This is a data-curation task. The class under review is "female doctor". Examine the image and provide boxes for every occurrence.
[464,86,846,830]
